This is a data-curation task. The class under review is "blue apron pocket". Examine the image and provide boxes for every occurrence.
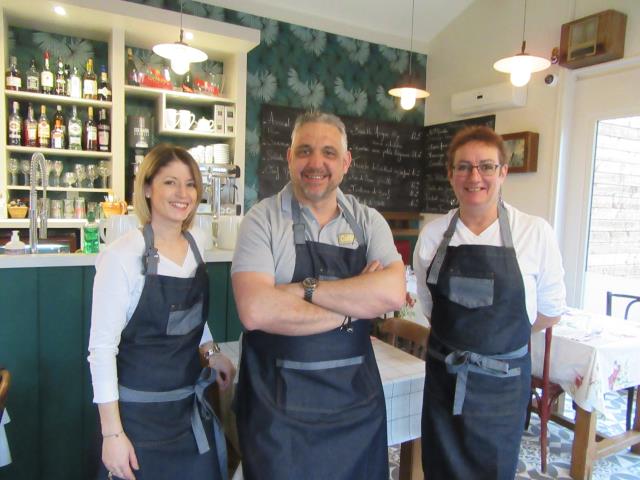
[166,302,203,335]
[275,355,377,414]
[448,275,494,309]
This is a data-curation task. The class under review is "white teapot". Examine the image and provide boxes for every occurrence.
[195,117,214,132]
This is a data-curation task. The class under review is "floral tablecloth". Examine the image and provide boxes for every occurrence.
[531,308,640,414]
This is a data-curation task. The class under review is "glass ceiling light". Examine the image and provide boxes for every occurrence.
[493,0,550,87]
[388,0,430,110]
[152,0,207,75]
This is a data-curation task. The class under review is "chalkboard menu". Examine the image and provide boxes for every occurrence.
[259,105,424,212]
[422,115,496,213]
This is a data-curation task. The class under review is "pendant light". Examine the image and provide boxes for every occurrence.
[493,0,550,87]
[388,0,430,110]
[152,0,207,75]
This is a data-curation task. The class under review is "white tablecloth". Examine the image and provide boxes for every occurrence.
[531,308,640,414]
[219,337,425,447]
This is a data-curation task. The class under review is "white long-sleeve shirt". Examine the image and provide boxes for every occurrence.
[88,227,213,403]
[413,203,567,324]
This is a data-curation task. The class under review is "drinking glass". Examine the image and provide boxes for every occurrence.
[8,158,19,185]
[74,164,87,188]
[53,161,64,187]
[45,160,53,186]
[98,161,111,189]
[62,171,77,189]
[20,159,31,186]
[87,164,98,188]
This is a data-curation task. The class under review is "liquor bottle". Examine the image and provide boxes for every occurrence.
[83,211,100,253]
[68,66,82,99]
[8,101,22,146]
[5,56,21,91]
[161,60,172,85]
[83,58,97,100]
[181,68,194,93]
[37,105,51,148]
[126,48,139,86]
[97,65,112,101]
[26,59,40,92]
[50,105,66,149]
[97,108,110,152]
[40,50,54,94]
[67,105,82,151]
[55,56,66,96]
[84,106,98,151]
[23,103,38,147]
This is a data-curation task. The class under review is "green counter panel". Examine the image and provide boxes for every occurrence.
[0,262,236,480]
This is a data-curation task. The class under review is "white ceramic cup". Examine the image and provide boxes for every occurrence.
[178,109,196,130]
[213,215,243,250]
[165,108,179,129]
[99,215,139,244]
[205,145,215,164]
[194,213,215,250]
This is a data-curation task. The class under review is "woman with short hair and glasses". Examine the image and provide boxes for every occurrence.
[413,126,566,479]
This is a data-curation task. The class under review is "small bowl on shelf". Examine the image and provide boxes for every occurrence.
[8,205,28,219]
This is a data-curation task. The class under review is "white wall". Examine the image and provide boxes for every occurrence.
[423,0,640,223]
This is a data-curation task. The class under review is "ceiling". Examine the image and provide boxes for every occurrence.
[202,0,476,52]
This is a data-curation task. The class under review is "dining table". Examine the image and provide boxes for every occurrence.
[218,336,426,480]
[530,308,640,479]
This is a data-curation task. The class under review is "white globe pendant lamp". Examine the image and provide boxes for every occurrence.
[388,0,429,110]
[152,0,207,75]
[493,0,550,87]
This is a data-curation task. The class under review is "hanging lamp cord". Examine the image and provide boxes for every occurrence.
[179,0,184,43]
[408,0,415,76]
[520,0,527,54]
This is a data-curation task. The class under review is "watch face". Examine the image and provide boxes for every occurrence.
[303,277,318,288]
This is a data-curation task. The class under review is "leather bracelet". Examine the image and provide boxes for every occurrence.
[102,430,124,439]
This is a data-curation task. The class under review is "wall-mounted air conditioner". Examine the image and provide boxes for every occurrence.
[451,82,527,116]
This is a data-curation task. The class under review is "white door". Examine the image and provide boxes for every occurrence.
[555,60,640,308]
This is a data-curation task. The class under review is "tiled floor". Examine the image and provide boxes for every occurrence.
[389,391,640,479]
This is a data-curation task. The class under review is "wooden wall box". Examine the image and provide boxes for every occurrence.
[559,10,627,69]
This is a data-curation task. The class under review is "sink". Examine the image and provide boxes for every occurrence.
[0,243,71,255]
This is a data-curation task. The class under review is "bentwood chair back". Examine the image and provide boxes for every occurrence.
[605,291,640,431]
[527,327,564,473]
[378,317,430,360]
[0,369,10,422]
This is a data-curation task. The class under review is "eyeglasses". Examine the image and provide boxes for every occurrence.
[452,162,502,176]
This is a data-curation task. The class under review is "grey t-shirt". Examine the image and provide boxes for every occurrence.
[231,183,401,285]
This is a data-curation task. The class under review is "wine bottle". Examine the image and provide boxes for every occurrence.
[97,108,110,152]
[5,56,21,91]
[68,66,82,99]
[55,56,66,96]
[8,101,22,146]
[83,58,97,100]
[97,65,112,101]
[84,106,98,151]
[37,105,51,148]
[23,103,38,147]
[126,48,139,86]
[51,105,66,149]
[26,58,40,92]
[40,50,54,94]
[68,105,82,151]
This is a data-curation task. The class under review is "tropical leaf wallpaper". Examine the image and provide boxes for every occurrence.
[7,0,427,211]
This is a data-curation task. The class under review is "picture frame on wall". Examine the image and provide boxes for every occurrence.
[502,131,539,173]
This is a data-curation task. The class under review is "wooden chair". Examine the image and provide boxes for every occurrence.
[378,316,430,360]
[378,317,429,480]
[526,327,565,473]
[606,291,640,431]
[0,369,11,422]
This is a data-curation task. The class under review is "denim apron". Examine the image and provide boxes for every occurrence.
[235,198,388,480]
[97,224,227,480]
[421,202,531,480]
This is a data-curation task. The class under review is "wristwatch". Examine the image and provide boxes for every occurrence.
[302,277,319,303]
[204,342,221,361]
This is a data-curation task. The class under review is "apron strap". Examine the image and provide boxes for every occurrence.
[183,230,204,265]
[141,223,160,275]
[428,341,528,415]
[290,196,366,247]
[427,201,514,286]
[119,368,228,480]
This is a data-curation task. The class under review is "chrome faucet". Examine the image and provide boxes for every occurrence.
[29,153,48,253]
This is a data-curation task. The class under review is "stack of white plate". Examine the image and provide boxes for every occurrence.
[213,144,230,164]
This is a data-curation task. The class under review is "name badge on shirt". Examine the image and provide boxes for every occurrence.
[338,233,355,245]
